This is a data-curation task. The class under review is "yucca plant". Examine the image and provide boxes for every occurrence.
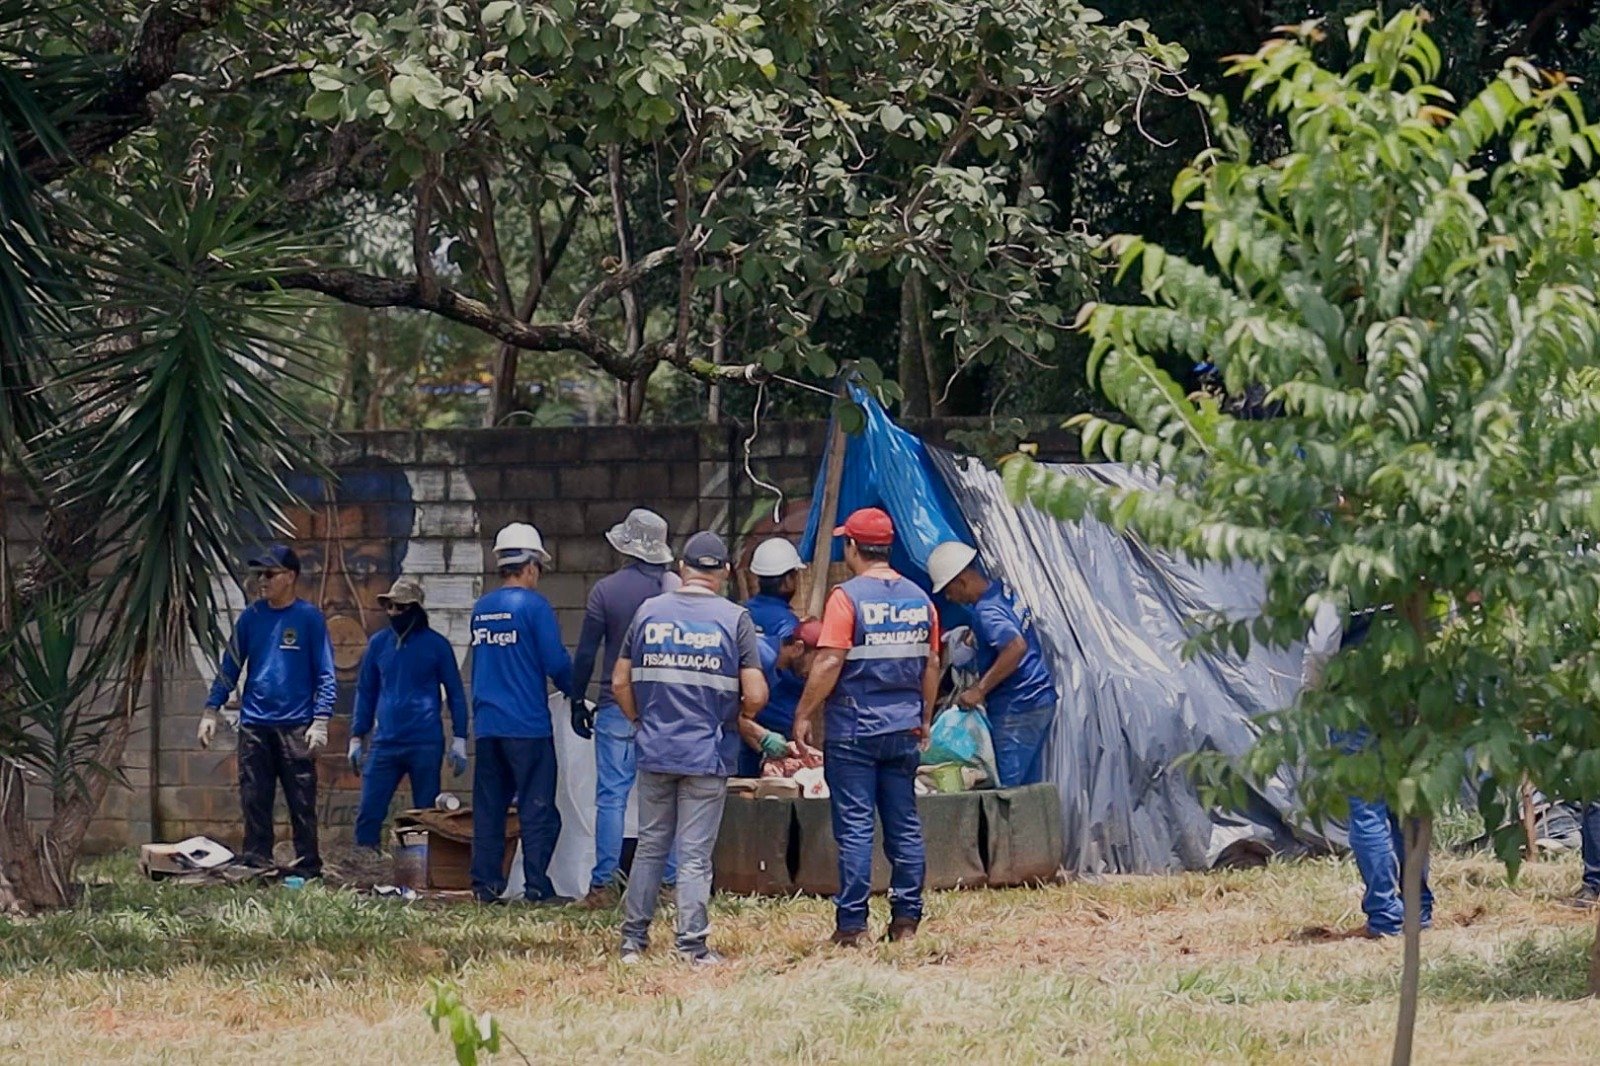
[1003,9,1600,1064]
[1,2,328,911]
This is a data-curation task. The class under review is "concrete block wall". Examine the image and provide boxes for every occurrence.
[4,416,1078,852]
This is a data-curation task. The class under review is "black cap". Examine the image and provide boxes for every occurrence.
[248,544,301,574]
[682,531,729,569]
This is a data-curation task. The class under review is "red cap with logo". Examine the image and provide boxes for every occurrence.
[833,507,895,546]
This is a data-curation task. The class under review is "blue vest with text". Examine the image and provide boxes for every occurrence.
[825,574,933,740]
[629,592,745,777]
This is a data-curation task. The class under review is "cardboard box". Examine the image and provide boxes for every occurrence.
[393,808,517,891]
[139,836,235,880]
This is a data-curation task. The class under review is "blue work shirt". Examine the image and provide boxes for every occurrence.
[206,599,337,727]
[970,581,1057,716]
[570,561,676,736]
[755,630,803,735]
[745,593,798,640]
[745,592,803,734]
[352,614,468,746]
[469,585,574,739]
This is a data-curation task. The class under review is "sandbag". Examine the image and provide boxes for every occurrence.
[713,795,796,895]
[983,784,1064,886]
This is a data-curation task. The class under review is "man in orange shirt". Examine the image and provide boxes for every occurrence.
[792,507,940,945]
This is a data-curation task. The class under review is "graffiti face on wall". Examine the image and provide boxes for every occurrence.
[285,464,416,708]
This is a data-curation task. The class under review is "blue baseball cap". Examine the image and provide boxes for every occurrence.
[682,531,730,569]
[248,544,301,574]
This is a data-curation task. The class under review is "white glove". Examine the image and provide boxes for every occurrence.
[304,719,329,751]
[448,736,469,777]
[348,737,364,775]
[197,709,219,748]
[219,705,240,729]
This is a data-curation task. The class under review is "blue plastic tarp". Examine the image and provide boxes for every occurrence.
[797,384,972,594]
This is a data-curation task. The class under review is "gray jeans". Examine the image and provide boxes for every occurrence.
[621,771,727,953]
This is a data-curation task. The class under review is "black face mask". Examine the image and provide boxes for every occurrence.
[389,603,426,636]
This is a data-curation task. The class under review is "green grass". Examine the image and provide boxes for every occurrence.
[2,851,1598,1064]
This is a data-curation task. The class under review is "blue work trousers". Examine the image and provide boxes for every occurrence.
[590,705,675,890]
[824,731,925,934]
[471,736,561,901]
[991,701,1055,788]
[354,741,442,848]
[1582,801,1600,891]
[1348,795,1434,937]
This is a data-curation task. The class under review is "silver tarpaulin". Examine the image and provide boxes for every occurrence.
[928,449,1326,873]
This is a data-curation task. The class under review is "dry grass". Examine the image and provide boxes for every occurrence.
[2,851,1598,1064]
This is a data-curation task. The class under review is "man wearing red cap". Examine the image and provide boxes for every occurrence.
[792,507,940,945]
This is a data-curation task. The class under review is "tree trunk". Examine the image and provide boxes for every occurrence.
[0,764,66,912]
[0,647,144,912]
[1391,814,1433,1066]
[898,273,932,417]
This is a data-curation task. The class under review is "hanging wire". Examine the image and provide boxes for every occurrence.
[742,379,787,525]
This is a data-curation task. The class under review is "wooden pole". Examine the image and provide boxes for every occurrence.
[806,410,848,620]
[1520,776,1540,863]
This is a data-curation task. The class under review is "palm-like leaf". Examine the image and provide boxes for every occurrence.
[42,183,331,668]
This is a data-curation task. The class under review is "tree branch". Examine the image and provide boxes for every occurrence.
[281,125,380,205]
[572,245,678,325]
[473,165,515,315]
[22,0,232,185]
[412,158,440,302]
[278,266,628,377]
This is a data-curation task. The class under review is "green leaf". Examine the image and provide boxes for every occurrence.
[304,91,342,122]
[482,1,515,26]
[879,103,907,133]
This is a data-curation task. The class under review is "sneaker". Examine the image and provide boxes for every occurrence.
[886,917,920,943]
[528,894,576,908]
[620,942,647,964]
[1563,885,1600,909]
[829,928,868,948]
[678,948,724,967]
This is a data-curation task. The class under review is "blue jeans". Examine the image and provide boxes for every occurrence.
[1582,801,1600,890]
[590,705,674,890]
[991,702,1055,788]
[824,731,925,934]
[1348,795,1433,936]
[354,741,442,848]
[471,736,562,901]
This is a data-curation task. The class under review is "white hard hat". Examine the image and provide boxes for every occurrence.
[493,522,550,564]
[927,541,978,593]
[750,537,807,577]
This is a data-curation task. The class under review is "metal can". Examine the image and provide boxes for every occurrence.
[434,791,461,812]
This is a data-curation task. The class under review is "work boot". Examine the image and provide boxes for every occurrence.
[886,916,920,943]
[829,928,868,948]
[580,884,619,910]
